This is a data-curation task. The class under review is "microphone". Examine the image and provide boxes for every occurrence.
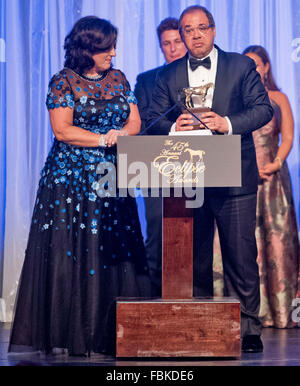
[143,103,179,134]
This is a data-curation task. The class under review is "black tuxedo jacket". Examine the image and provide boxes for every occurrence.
[146,46,274,196]
[134,65,164,134]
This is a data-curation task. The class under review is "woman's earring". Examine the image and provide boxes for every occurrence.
[264,73,268,85]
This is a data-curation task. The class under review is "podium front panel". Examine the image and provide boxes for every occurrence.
[117,135,241,189]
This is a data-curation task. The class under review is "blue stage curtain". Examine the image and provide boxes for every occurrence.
[0,0,299,321]
[0,0,6,306]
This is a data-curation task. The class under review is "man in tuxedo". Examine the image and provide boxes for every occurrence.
[134,18,186,297]
[146,5,273,353]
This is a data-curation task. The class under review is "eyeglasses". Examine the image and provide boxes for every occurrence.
[182,24,214,36]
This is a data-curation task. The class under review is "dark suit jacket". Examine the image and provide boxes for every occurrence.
[146,46,274,196]
[134,65,164,133]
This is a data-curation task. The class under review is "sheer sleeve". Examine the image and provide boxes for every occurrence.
[46,70,75,110]
[118,70,137,105]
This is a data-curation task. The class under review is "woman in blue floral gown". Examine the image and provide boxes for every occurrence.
[9,16,150,356]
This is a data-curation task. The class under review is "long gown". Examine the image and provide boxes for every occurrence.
[9,67,150,355]
[253,100,299,328]
[213,99,300,328]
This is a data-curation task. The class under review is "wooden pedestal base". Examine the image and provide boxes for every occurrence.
[116,298,241,358]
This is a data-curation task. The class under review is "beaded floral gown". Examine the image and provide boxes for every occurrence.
[9,68,150,355]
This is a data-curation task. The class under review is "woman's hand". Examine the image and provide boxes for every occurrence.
[104,129,128,147]
[259,162,280,180]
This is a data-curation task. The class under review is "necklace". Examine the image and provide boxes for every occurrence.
[82,71,107,80]
[66,68,109,82]
[83,72,105,81]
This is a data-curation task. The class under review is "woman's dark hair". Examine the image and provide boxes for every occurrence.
[243,45,280,91]
[64,16,118,74]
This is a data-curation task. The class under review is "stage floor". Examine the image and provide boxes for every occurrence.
[1,323,300,366]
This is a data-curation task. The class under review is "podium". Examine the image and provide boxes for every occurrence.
[115,136,241,357]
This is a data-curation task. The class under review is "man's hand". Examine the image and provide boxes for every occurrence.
[200,112,229,134]
[175,113,194,131]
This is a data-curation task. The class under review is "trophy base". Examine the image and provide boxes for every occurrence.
[183,107,211,129]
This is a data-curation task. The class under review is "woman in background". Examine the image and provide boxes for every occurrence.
[243,45,299,328]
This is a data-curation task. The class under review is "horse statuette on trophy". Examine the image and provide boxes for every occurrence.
[182,83,214,129]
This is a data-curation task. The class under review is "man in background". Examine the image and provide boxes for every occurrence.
[134,18,187,297]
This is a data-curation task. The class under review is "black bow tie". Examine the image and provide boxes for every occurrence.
[189,56,211,71]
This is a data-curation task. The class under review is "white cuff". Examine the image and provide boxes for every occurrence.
[224,116,233,135]
[169,122,177,134]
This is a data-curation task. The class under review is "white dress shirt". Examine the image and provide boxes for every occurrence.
[188,46,218,109]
